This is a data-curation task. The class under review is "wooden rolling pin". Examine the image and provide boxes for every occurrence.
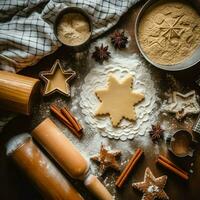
[0,71,40,115]
[32,118,113,200]
[7,135,84,200]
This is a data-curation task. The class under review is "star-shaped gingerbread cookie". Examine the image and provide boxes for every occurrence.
[95,73,144,126]
[132,167,169,200]
[90,144,121,175]
[40,59,76,96]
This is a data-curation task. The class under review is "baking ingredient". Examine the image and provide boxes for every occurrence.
[132,167,169,200]
[78,50,158,140]
[90,144,121,175]
[149,123,164,143]
[111,30,128,49]
[116,148,143,188]
[50,104,83,138]
[92,44,111,64]
[139,0,200,65]
[162,90,200,120]
[40,59,76,96]
[157,155,189,180]
[95,73,144,127]
[57,13,91,46]
[61,107,83,132]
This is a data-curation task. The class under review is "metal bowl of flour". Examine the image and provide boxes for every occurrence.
[54,7,93,51]
[135,0,200,71]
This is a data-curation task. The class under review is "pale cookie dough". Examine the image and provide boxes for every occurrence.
[95,73,144,127]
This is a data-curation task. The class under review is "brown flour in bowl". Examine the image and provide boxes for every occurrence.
[138,0,200,65]
[57,13,91,46]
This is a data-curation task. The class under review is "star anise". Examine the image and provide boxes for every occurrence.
[149,123,164,142]
[111,30,128,49]
[92,44,111,64]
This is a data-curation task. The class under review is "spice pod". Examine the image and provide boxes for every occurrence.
[54,7,93,52]
[167,129,197,158]
[0,71,40,115]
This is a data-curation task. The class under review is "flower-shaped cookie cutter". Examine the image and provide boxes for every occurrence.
[167,129,197,158]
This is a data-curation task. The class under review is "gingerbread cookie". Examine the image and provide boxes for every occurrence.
[132,167,169,200]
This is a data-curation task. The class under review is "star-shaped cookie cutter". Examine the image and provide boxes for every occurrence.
[162,90,200,120]
[39,59,76,97]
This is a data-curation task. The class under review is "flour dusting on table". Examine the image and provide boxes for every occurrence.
[75,40,159,140]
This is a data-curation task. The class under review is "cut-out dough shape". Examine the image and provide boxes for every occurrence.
[40,59,76,96]
[95,73,144,127]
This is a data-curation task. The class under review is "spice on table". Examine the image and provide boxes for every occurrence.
[149,123,164,143]
[61,107,83,132]
[111,30,128,49]
[157,155,189,180]
[115,148,143,188]
[50,104,83,138]
[92,44,111,64]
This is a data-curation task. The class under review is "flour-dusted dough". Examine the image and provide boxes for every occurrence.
[95,73,144,127]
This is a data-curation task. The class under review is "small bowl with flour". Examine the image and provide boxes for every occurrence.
[135,0,200,71]
[54,7,92,51]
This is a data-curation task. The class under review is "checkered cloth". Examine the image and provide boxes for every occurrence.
[0,0,140,72]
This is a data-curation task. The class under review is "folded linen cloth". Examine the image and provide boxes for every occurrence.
[0,0,140,72]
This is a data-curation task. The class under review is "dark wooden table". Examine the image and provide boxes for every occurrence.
[1,1,200,200]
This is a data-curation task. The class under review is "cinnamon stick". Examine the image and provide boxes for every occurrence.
[116,148,143,188]
[50,104,82,138]
[61,107,83,132]
[159,155,188,175]
[157,155,189,180]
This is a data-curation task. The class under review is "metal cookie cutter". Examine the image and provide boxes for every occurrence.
[167,129,197,158]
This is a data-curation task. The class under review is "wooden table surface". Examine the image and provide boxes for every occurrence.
[1,1,200,200]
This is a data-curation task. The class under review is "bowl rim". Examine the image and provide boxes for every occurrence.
[53,7,93,49]
[135,0,200,71]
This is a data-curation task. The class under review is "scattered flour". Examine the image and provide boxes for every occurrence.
[6,133,30,155]
[74,38,159,141]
